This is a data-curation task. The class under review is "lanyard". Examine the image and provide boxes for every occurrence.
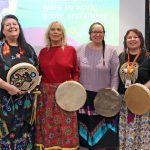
[127,49,140,74]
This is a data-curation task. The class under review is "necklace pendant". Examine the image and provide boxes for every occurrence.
[129,68,134,73]
[124,66,134,74]
[128,66,134,74]
[120,62,139,84]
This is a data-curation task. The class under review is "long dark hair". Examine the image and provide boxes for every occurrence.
[89,22,106,65]
[0,14,36,59]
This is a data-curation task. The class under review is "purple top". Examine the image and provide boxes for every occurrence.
[77,44,119,92]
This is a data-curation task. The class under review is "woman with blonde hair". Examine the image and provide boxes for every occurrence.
[36,21,79,150]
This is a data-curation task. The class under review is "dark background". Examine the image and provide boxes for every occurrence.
[145,0,150,51]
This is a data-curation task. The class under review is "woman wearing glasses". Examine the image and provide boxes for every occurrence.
[77,22,119,150]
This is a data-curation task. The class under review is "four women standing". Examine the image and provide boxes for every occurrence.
[1,14,150,150]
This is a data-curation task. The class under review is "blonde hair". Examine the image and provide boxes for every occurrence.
[45,21,67,48]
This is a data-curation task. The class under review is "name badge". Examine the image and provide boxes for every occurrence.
[125,79,131,88]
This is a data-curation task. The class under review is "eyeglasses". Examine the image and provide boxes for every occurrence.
[91,30,104,34]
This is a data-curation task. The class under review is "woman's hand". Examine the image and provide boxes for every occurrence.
[7,84,22,95]
[0,78,22,95]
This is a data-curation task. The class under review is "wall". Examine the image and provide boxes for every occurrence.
[119,0,145,53]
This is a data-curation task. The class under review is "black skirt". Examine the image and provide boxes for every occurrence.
[77,90,119,149]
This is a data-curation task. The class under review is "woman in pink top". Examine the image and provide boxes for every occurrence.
[77,22,119,150]
[36,21,79,150]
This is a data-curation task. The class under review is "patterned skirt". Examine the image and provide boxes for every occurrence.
[78,90,119,150]
[119,100,150,150]
[0,92,35,150]
[0,119,35,150]
[36,82,79,150]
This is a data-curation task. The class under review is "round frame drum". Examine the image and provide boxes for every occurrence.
[125,83,150,115]
[55,81,87,111]
[94,88,121,117]
[7,63,39,92]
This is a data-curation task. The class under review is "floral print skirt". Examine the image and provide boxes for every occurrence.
[36,82,79,150]
[119,100,150,150]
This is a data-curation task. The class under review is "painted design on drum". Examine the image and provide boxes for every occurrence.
[9,68,37,91]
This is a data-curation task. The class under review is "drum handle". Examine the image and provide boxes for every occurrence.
[0,119,9,138]
[29,88,41,125]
